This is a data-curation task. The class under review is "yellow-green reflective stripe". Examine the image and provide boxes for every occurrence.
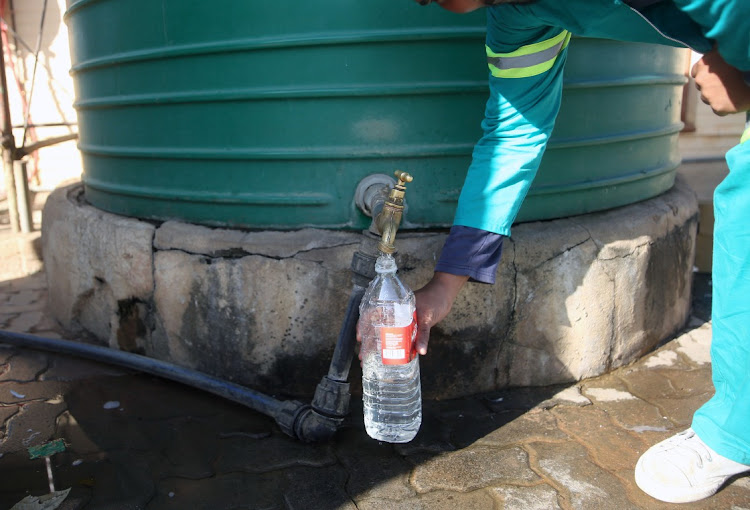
[487,30,571,79]
[742,125,750,144]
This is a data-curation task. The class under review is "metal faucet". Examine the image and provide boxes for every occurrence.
[374,170,413,254]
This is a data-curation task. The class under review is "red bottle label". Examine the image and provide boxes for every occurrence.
[380,312,417,365]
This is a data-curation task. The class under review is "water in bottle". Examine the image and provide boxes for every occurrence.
[359,253,422,443]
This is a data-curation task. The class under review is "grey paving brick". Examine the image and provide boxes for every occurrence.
[358,489,499,510]
[6,311,45,334]
[530,440,639,510]
[40,356,126,382]
[551,405,649,473]
[622,365,713,401]
[6,290,42,308]
[216,434,336,474]
[0,400,67,454]
[490,484,562,510]
[474,408,568,448]
[410,446,538,493]
[55,410,103,456]
[162,417,218,479]
[0,351,49,383]
[148,472,288,510]
[336,429,416,501]
[283,466,357,510]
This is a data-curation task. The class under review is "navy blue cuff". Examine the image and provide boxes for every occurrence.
[435,226,504,284]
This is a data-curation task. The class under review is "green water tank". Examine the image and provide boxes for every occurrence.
[65,0,686,229]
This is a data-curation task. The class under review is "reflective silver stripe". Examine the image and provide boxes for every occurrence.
[487,37,567,70]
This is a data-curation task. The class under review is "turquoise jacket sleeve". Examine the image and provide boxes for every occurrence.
[454,0,686,236]
[453,22,567,236]
[453,55,565,235]
[672,0,750,71]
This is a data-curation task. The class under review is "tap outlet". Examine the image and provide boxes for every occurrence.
[375,171,413,254]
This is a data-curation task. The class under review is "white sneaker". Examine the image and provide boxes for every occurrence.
[635,428,750,503]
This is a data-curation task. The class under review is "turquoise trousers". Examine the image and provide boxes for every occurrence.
[692,136,750,465]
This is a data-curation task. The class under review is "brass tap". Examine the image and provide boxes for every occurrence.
[375,170,413,254]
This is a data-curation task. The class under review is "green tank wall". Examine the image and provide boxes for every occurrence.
[65,0,686,229]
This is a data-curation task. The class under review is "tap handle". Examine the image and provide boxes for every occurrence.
[394,170,413,187]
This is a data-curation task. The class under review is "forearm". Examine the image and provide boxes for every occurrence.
[417,0,485,13]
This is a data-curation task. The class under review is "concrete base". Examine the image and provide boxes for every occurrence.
[41,178,698,400]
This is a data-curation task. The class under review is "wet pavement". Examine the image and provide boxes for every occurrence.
[1,192,750,510]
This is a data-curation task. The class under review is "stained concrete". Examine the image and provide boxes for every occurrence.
[41,177,697,399]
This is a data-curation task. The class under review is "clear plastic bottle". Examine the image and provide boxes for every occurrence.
[359,252,421,443]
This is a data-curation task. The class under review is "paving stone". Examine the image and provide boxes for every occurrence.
[40,355,127,381]
[358,489,499,510]
[216,434,336,474]
[530,441,639,509]
[410,446,538,493]
[676,325,712,365]
[53,451,156,509]
[490,484,562,510]
[579,378,675,434]
[7,271,48,292]
[551,405,647,473]
[0,404,21,433]
[0,380,68,406]
[448,410,527,449]
[55,410,103,456]
[0,400,67,454]
[622,366,713,401]
[638,347,689,370]
[483,385,568,413]
[388,401,455,455]
[0,312,17,327]
[148,472,288,510]
[0,351,49,382]
[618,368,713,428]
[64,374,226,423]
[6,311,46,333]
[162,417,218,479]
[537,385,592,408]
[0,345,18,363]
[335,428,416,501]
[6,290,42,308]
[475,408,568,447]
[283,465,357,510]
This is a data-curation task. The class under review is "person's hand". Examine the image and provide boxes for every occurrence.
[691,48,750,116]
[413,272,469,355]
[356,271,468,360]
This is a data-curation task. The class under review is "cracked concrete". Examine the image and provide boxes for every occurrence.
[40,178,699,399]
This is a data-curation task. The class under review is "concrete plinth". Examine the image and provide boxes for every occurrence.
[41,179,698,400]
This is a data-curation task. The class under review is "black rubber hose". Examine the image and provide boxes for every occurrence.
[326,284,366,382]
[0,329,292,422]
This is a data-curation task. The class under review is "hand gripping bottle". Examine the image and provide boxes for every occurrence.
[359,252,421,443]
